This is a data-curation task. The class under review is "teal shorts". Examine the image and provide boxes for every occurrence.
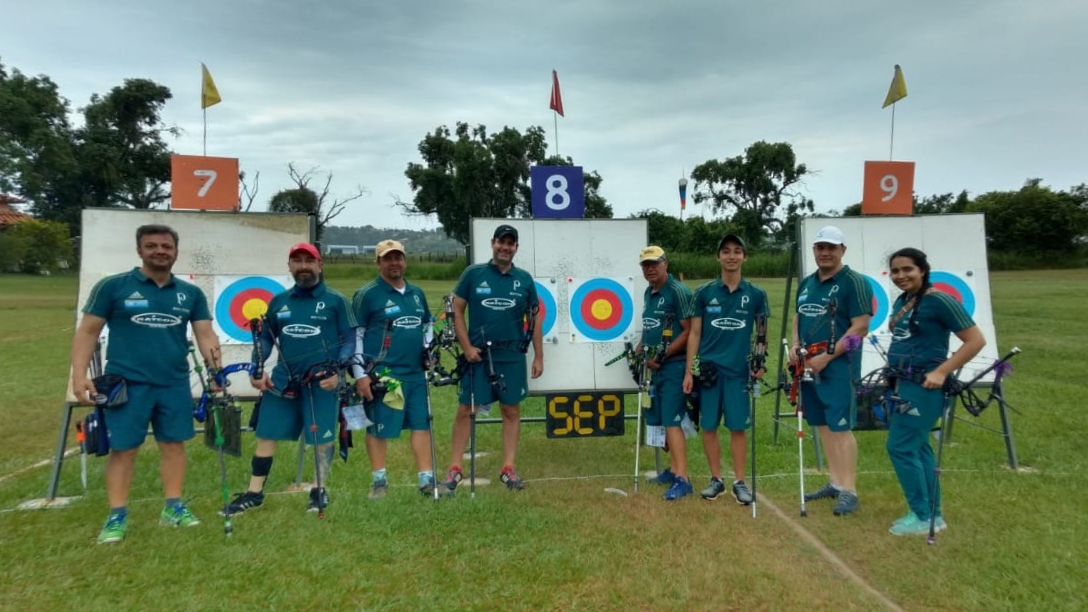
[800,374,857,432]
[458,359,529,406]
[366,378,429,439]
[700,377,752,432]
[254,382,339,445]
[102,379,194,451]
[645,362,685,428]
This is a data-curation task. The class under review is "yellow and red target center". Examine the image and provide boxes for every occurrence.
[242,298,269,320]
[591,298,613,320]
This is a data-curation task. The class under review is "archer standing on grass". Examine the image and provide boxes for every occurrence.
[884,247,984,535]
[442,224,543,493]
[683,235,769,504]
[70,224,221,544]
[638,246,696,501]
[225,243,356,515]
[351,240,437,499]
[790,226,872,516]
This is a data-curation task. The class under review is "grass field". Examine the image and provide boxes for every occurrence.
[0,271,1086,612]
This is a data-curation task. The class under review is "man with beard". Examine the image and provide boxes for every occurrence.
[442,224,544,493]
[71,224,222,544]
[223,243,357,516]
[351,240,437,499]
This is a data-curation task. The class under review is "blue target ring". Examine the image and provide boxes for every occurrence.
[569,278,633,341]
[534,281,557,337]
[862,274,889,333]
[930,271,976,317]
[215,276,287,342]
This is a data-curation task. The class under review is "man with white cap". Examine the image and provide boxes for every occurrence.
[789,226,872,515]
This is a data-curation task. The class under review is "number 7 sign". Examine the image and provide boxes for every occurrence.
[862,161,915,215]
[171,154,240,211]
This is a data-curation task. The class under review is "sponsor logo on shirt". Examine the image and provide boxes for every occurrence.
[125,299,149,309]
[131,312,182,328]
[277,305,291,319]
[798,303,826,316]
[642,317,661,330]
[393,316,422,329]
[476,282,491,295]
[892,327,912,341]
[482,297,515,310]
[283,324,320,338]
[710,318,746,331]
[384,299,401,315]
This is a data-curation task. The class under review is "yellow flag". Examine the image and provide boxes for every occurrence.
[882,64,907,109]
[201,63,222,109]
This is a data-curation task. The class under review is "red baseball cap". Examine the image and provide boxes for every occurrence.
[288,242,321,260]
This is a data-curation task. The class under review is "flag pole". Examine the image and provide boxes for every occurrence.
[203,107,207,157]
[553,111,559,158]
[889,102,895,160]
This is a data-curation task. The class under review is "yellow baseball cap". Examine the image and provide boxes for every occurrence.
[639,246,666,263]
[375,240,405,258]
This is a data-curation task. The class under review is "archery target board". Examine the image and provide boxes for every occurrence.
[471,219,647,393]
[70,208,312,401]
[799,215,1000,383]
[213,275,293,343]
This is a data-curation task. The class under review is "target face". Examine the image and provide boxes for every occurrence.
[930,271,976,316]
[567,277,634,342]
[214,276,291,343]
[862,274,890,333]
[534,280,557,337]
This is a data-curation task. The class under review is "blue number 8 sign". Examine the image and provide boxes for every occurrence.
[531,165,584,218]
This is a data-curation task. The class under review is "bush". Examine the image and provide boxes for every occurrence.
[323,258,468,281]
[667,250,790,279]
[0,230,29,272]
[5,219,72,274]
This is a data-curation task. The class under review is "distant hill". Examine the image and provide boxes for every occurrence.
[322,225,463,255]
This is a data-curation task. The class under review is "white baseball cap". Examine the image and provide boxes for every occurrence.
[812,226,846,246]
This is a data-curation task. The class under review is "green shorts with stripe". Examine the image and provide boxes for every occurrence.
[800,374,857,432]
[699,376,752,432]
[645,362,686,428]
[366,378,429,439]
[102,379,194,451]
[254,382,339,445]
[457,360,529,406]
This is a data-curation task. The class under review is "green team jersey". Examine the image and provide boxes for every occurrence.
[887,290,975,374]
[82,268,211,384]
[453,262,537,363]
[795,265,872,378]
[641,274,695,366]
[692,278,770,379]
[352,276,432,382]
[258,282,356,390]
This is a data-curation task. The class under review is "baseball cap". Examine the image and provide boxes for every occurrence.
[812,225,846,246]
[639,246,666,263]
[493,224,518,241]
[716,233,746,253]
[288,242,321,260]
[375,239,405,258]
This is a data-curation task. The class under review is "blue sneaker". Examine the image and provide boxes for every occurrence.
[889,513,931,536]
[160,502,201,527]
[663,477,693,501]
[647,468,677,486]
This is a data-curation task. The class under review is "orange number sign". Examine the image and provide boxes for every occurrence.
[862,161,915,215]
[171,155,239,211]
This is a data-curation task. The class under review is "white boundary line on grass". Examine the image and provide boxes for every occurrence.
[0,448,78,485]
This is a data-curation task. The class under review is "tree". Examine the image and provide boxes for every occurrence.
[971,180,1088,254]
[690,141,814,246]
[6,218,72,273]
[268,163,365,240]
[633,209,688,253]
[240,170,260,212]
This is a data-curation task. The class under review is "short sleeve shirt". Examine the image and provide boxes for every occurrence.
[353,277,432,381]
[796,265,873,378]
[453,262,538,362]
[82,268,211,384]
[264,282,356,389]
[887,290,975,374]
[692,278,770,378]
[641,274,695,366]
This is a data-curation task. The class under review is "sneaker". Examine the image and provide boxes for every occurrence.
[442,467,463,494]
[892,512,915,527]
[220,491,264,516]
[888,513,931,536]
[160,502,201,527]
[308,487,330,511]
[803,482,840,502]
[367,480,388,501]
[419,478,438,497]
[832,490,859,516]
[647,468,678,486]
[97,513,127,545]
[700,478,726,500]
[663,477,694,501]
[500,466,525,491]
[892,513,947,532]
[731,480,754,506]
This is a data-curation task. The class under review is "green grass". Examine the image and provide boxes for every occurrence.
[1,271,1086,611]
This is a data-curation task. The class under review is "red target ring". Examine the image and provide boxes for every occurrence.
[580,288,623,330]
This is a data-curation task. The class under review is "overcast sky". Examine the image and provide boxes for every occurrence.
[3,0,1085,230]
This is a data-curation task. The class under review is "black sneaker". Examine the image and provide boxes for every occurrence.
[368,479,388,500]
[700,478,726,500]
[803,482,840,502]
[419,478,438,497]
[500,466,525,490]
[732,480,754,505]
[220,490,264,516]
[832,490,859,516]
[307,487,329,512]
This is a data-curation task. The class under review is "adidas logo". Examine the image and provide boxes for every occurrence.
[322,429,334,439]
[278,305,289,312]
[906,407,921,416]
[479,281,489,287]
[385,300,396,307]
[709,298,719,305]
[837,418,848,427]
[127,291,145,299]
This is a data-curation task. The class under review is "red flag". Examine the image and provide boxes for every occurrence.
[549,70,564,117]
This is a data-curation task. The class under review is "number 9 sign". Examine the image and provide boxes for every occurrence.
[862,161,915,215]
[531,165,585,219]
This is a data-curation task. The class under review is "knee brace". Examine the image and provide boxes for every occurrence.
[252,455,274,478]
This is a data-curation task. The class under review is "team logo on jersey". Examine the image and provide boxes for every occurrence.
[798,304,826,316]
[482,297,515,311]
[892,327,912,341]
[413,294,422,307]
[383,299,401,315]
[740,295,749,308]
[283,324,320,337]
[131,313,182,328]
[642,317,661,330]
[711,318,746,331]
[393,316,422,329]
[476,282,492,295]
[798,289,809,301]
